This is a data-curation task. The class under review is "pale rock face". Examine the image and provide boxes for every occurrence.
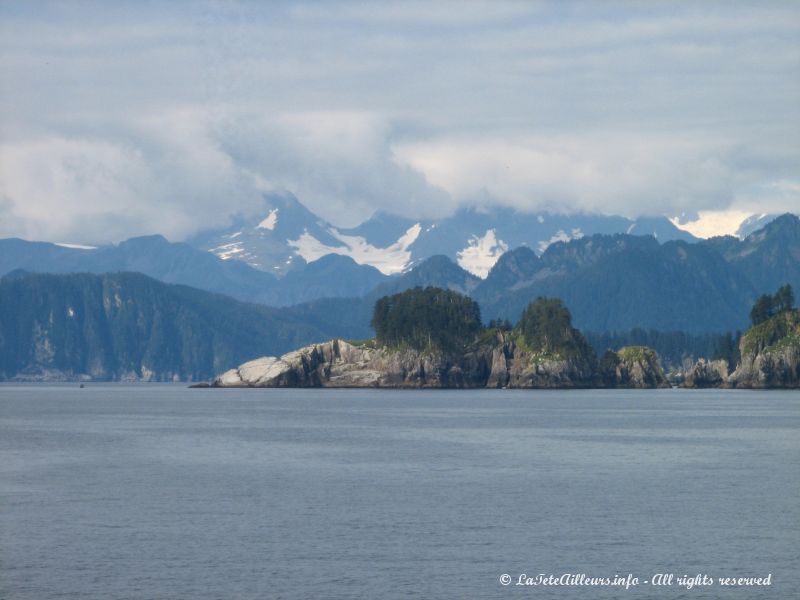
[605,347,671,389]
[730,344,800,389]
[500,352,589,388]
[486,346,512,388]
[727,311,800,389]
[216,367,245,387]
[682,358,729,388]
[239,356,292,385]
[213,341,383,388]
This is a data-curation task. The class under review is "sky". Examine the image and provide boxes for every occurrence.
[0,0,798,244]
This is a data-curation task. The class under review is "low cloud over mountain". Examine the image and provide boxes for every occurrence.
[1,3,798,244]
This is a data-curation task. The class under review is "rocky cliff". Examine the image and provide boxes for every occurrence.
[600,346,670,389]
[0,271,328,382]
[212,337,670,389]
[728,310,800,388]
[214,339,490,389]
[483,331,599,388]
[681,358,729,388]
[210,290,673,390]
[678,309,800,389]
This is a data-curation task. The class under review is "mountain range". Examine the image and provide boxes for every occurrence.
[1,193,798,381]
[189,192,698,278]
[0,234,388,307]
[277,213,800,339]
[1,200,796,329]
[0,194,713,308]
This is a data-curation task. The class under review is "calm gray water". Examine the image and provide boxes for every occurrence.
[1,385,798,600]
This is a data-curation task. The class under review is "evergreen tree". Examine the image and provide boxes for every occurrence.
[776,284,795,312]
[516,297,594,361]
[750,284,795,326]
[371,287,482,352]
[488,318,512,331]
[750,294,772,326]
[712,331,741,370]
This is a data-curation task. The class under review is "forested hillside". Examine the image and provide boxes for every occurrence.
[0,272,329,381]
[371,287,482,352]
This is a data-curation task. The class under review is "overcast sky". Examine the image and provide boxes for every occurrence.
[1,1,798,243]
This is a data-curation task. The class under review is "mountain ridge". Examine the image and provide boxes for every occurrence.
[0,234,390,307]
[279,214,799,337]
[185,192,703,278]
[2,203,797,339]
[0,271,332,381]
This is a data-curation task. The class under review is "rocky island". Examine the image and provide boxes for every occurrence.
[210,287,669,389]
[681,285,800,389]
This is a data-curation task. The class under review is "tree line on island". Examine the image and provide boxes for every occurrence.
[370,284,788,374]
[586,329,740,372]
[361,283,799,389]
[369,284,792,364]
[371,287,482,353]
[555,286,794,373]
[371,286,593,360]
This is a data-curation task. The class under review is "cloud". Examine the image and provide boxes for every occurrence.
[391,131,791,218]
[0,110,261,243]
[210,110,453,226]
[0,108,451,242]
[0,1,798,242]
[288,0,535,26]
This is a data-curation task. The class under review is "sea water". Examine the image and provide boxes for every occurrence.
[1,385,798,599]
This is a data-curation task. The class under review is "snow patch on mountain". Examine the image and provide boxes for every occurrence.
[669,209,751,238]
[213,241,245,260]
[289,223,421,275]
[537,228,584,253]
[456,229,509,278]
[257,209,279,230]
[55,242,97,250]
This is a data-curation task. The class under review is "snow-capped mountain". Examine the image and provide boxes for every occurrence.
[188,192,336,276]
[190,192,698,278]
[735,213,781,239]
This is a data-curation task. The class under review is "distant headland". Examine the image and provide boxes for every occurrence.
[206,285,800,390]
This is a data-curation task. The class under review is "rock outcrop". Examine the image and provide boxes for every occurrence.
[212,338,672,389]
[599,346,670,389]
[485,345,599,389]
[728,310,800,388]
[681,358,729,388]
[210,291,675,390]
[214,339,490,388]
[679,310,800,389]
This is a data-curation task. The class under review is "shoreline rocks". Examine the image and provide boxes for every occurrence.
[211,338,670,389]
[728,312,800,388]
[601,346,670,389]
[681,310,800,389]
[681,358,729,389]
